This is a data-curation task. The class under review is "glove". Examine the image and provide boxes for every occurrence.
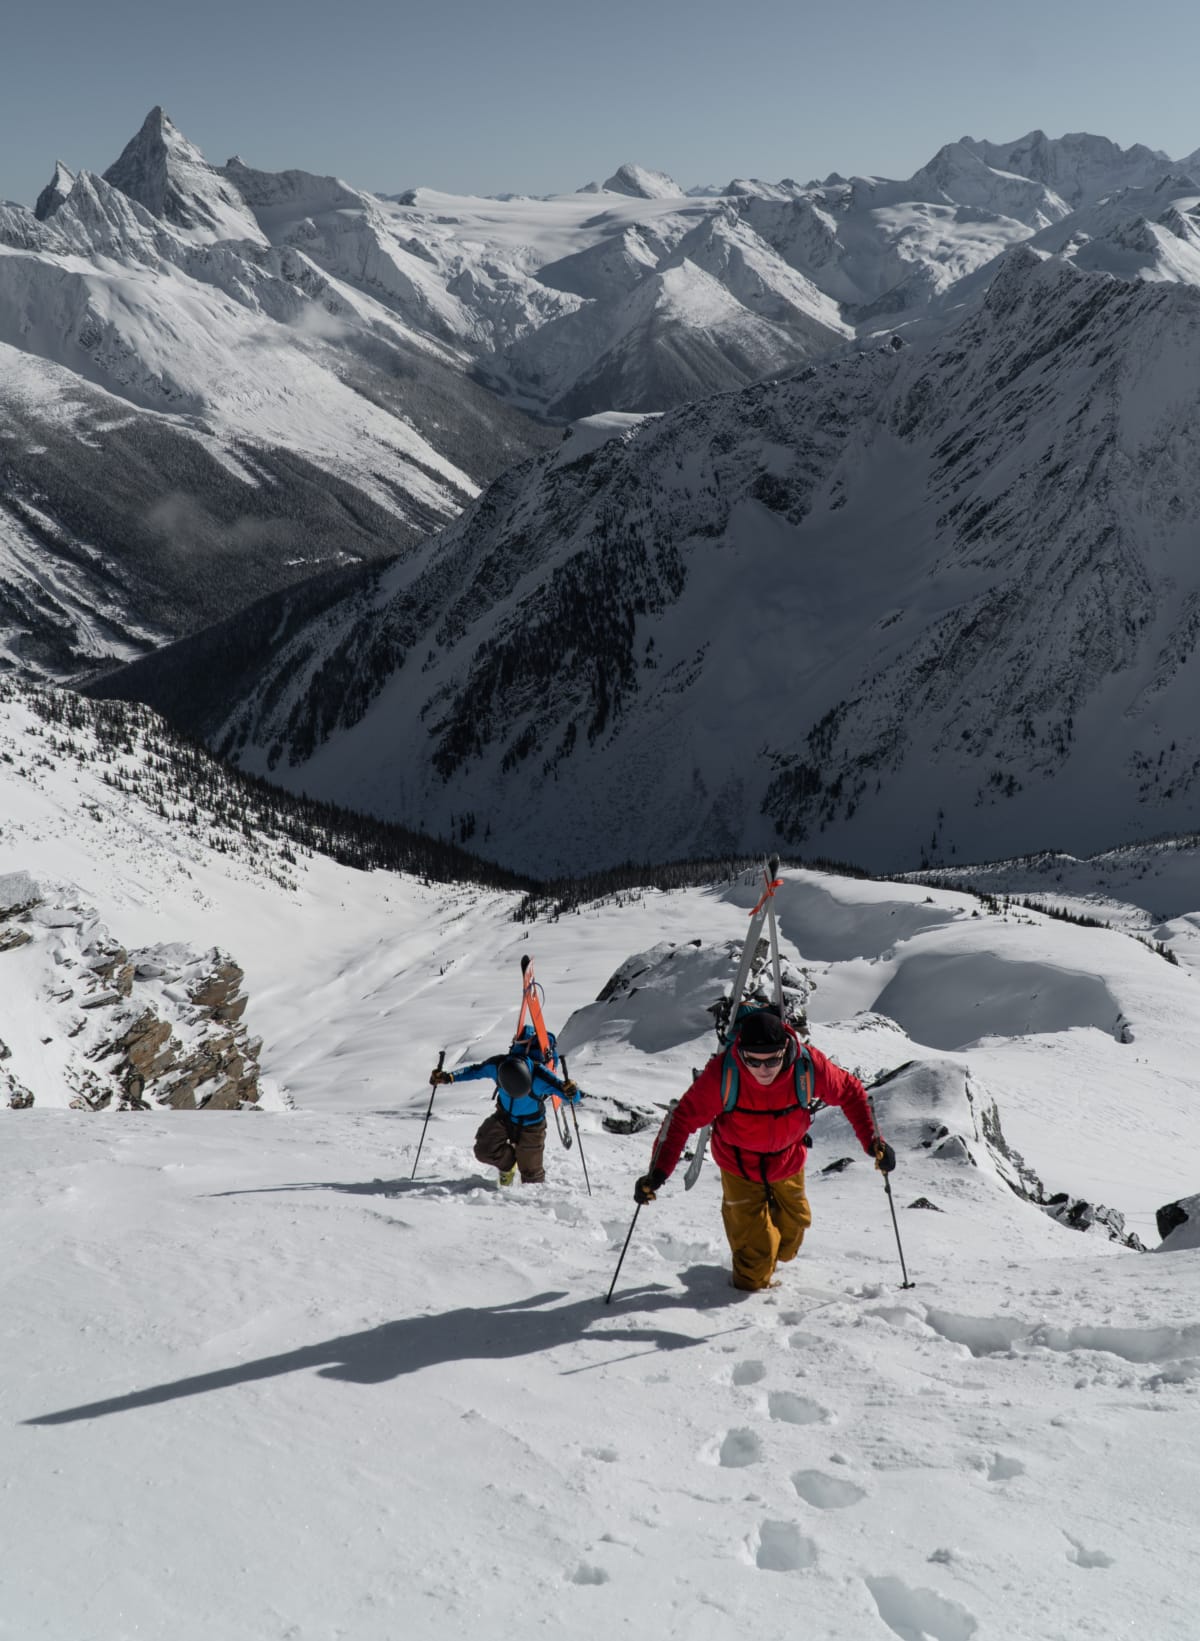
[560,1079,579,1098]
[634,1168,668,1204]
[872,1136,896,1173]
[430,1069,454,1085]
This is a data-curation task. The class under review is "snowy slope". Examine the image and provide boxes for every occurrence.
[1,678,1199,1640]
[98,243,1200,878]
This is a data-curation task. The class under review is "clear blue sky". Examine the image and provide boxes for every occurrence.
[4,0,1200,206]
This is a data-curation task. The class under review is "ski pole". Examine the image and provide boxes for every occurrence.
[561,1055,591,1196]
[868,1090,914,1289]
[605,1205,642,1305]
[411,1051,445,1180]
[605,1100,676,1304]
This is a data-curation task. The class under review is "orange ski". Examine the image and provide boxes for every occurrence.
[517,954,558,1071]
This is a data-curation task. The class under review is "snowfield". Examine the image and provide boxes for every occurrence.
[1,686,1198,1639]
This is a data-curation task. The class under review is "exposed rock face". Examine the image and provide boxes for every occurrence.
[34,161,75,222]
[102,106,267,245]
[1155,1193,1200,1250]
[0,872,261,1111]
[867,1060,1147,1249]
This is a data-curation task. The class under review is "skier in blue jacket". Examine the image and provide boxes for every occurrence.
[430,1027,582,1185]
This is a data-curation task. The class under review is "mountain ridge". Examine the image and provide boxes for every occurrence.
[90,243,1200,874]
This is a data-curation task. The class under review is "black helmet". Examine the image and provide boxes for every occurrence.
[497,1056,533,1098]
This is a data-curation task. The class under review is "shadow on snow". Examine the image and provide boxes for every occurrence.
[25,1271,749,1426]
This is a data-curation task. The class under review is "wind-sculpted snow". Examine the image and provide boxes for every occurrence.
[722,873,961,962]
[870,953,1122,1050]
[924,1307,1200,1362]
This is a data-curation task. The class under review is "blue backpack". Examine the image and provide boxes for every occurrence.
[509,1024,557,1069]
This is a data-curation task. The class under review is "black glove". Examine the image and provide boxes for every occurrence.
[872,1136,896,1173]
[560,1079,579,1098]
[430,1069,454,1085]
[634,1168,668,1204]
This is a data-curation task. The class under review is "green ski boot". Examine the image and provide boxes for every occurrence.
[498,1164,517,1187]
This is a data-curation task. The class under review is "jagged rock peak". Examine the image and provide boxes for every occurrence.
[602,162,684,199]
[102,106,265,244]
[34,160,75,221]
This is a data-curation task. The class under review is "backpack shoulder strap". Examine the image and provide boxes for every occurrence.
[793,1044,813,1110]
[720,1049,740,1113]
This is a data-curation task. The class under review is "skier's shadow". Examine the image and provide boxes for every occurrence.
[211,1177,493,1198]
[24,1278,742,1427]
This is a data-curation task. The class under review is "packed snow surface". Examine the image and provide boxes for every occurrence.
[1,689,1198,1638]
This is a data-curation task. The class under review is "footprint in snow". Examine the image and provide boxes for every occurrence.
[751,1520,818,1572]
[731,1359,767,1386]
[791,1469,866,1509]
[650,1233,716,1264]
[702,1427,763,1468]
[986,1453,1025,1482]
[1065,1533,1114,1569]
[568,1563,610,1585]
[549,1201,586,1226]
[865,1574,978,1640]
[767,1389,830,1426]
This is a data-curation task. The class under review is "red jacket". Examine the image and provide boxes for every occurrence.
[655,1028,877,1184]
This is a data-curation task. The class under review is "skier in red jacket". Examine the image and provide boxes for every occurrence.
[635,1009,896,1290]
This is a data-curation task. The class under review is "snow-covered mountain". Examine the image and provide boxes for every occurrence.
[598,162,685,199]
[9,115,1199,681]
[3,668,1200,1639]
[92,243,1200,876]
[961,129,1173,210]
[0,110,551,678]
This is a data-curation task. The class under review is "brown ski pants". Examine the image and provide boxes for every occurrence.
[720,1167,812,1291]
[474,1110,547,1183]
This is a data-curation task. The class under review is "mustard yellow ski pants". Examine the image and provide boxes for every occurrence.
[720,1168,812,1291]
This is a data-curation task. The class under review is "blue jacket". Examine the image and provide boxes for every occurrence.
[455,1052,581,1128]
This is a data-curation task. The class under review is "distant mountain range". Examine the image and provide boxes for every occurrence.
[12,110,1200,876]
[7,109,1199,681]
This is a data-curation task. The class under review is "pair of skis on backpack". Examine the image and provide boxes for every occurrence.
[681,857,793,1189]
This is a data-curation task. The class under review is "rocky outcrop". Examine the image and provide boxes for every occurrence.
[0,872,261,1111]
[1155,1193,1200,1251]
[91,952,261,1111]
[973,1084,1145,1249]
